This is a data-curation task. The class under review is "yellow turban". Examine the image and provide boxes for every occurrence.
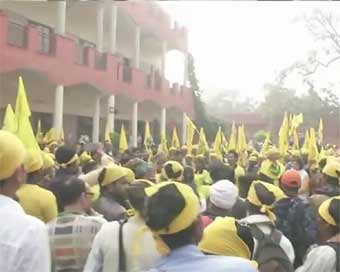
[247,180,286,221]
[259,159,284,181]
[122,167,135,183]
[318,196,340,226]
[59,154,79,169]
[145,181,200,235]
[161,161,184,181]
[0,131,26,181]
[24,149,43,174]
[101,165,127,187]
[199,217,251,259]
[265,147,281,158]
[322,161,340,180]
[135,179,155,187]
[79,151,92,164]
[41,152,55,170]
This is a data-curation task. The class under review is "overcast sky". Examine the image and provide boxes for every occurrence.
[160,2,339,102]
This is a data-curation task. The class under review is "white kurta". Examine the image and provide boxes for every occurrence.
[0,194,51,272]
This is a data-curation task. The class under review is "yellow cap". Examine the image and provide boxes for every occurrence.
[101,165,127,186]
[259,159,284,181]
[0,131,26,180]
[322,161,340,179]
[122,167,135,183]
[41,151,55,170]
[318,196,340,226]
[199,217,251,259]
[247,180,286,221]
[23,149,43,174]
[145,181,200,235]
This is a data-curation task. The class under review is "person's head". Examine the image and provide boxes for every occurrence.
[209,161,235,184]
[291,157,304,171]
[266,147,281,162]
[55,146,79,172]
[98,165,129,200]
[279,169,301,197]
[322,161,340,188]
[152,152,167,173]
[23,149,44,184]
[88,143,104,164]
[209,180,239,213]
[144,182,202,252]
[259,159,283,184]
[127,179,153,217]
[185,154,193,166]
[194,155,206,172]
[57,178,94,212]
[0,131,27,197]
[198,217,254,260]
[246,180,285,221]
[227,150,239,167]
[183,166,195,184]
[317,196,340,242]
[162,161,184,181]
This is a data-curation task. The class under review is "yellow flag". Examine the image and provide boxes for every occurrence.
[228,122,237,151]
[171,127,180,149]
[302,130,310,152]
[289,113,303,136]
[2,104,17,133]
[213,127,223,160]
[308,128,319,163]
[15,77,40,150]
[144,121,153,152]
[237,125,248,167]
[293,129,299,150]
[278,112,289,155]
[35,119,44,144]
[198,127,209,155]
[44,127,58,144]
[318,118,323,144]
[104,119,111,143]
[260,132,271,156]
[158,131,168,154]
[119,124,128,153]
[185,115,197,154]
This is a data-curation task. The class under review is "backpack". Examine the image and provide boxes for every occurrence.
[249,224,294,272]
[323,242,340,272]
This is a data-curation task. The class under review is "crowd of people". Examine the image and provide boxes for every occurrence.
[0,129,339,272]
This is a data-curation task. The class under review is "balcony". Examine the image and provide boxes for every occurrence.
[0,12,194,116]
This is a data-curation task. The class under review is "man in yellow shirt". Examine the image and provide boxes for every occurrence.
[16,150,58,223]
[227,150,245,188]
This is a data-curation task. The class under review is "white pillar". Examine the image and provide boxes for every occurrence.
[182,112,187,145]
[109,3,118,54]
[54,85,64,137]
[107,95,115,133]
[96,2,104,53]
[183,52,188,87]
[132,102,138,147]
[133,26,141,69]
[56,1,66,35]
[161,40,168,76]
[92,97,101,143]
[161,107,166,135]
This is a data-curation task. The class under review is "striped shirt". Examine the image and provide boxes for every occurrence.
[48,211,106,272]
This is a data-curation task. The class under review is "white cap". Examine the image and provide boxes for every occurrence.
[210,180,239,210]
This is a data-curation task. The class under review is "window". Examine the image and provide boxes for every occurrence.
[7,21,27,48]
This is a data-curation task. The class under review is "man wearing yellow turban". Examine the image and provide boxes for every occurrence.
[0,131,51,272]
[296,196,340,272]
[314,161,340,197]
[16,149,58,223]
[143,182,256,272]
[240,181,295,267]
[92,165,131,221]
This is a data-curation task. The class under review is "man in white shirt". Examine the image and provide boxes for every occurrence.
[0,131,51,272]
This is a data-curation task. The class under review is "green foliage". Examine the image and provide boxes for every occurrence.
[254,130,269,142]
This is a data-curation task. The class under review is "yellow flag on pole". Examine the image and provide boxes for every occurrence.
[198,127,209,155]
[119,124,128,153]
[302,130,310,151]
[260,132,271,156]
[308,128,319,163]
[185,114,197,154]
[293,129,299,150]
[228,122,237,151]
[158,131,168,154]
[2,104,17,133]
[278,112,289,156]
[318,118,323,144]
[15,77,40,150]
[171,127,180,149]
[237,125,248,167]
[213,127,223,160]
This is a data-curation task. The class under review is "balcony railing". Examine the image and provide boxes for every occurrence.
[7,21,27,48]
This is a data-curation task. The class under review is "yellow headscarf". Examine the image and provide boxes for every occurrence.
[0,131,26,181]
[322,161,340,182]
[199,217,251,259]
[122,167,135,183]
[318,196,340,226]
[161,161,184,181]
[24,149,43,174]
[247,180,286,221]
[259,159,284,181]
[41,151,55,170]
[101,165,127,187]
[79,151,92,165]
[59,154,79,169]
